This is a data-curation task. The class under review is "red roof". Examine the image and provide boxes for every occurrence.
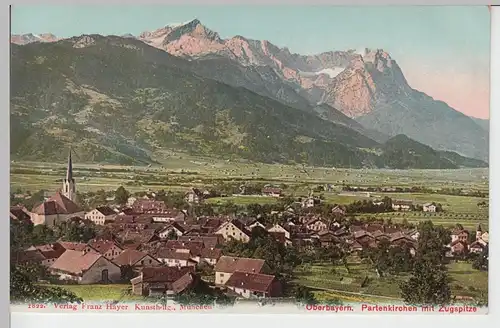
[224,271,276,293]
[141,266,195,283]
[113,249,152,266]
[214,256,266,274]
[50,250,103,275]
[32,192,83,215]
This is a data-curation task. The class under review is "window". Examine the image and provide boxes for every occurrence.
[141,260,144,265]
[175,260,179,263]
[220,273,225,277]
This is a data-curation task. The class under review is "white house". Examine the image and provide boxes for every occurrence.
[85,206,117,225]
[267,223,291,239]
[423,203,437,212]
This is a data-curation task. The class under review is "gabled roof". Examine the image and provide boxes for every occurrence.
[10,206,30,220]
[141,266,195,283]
[156,249,192,261]
[88,240,122,254]
[32,192,83,215]
[113,249,152,266]
[94,206,116,216]
[50,250,103,275]
[214,256,265,274]
[224,271,275,293]
[55,241,88,252]
[11,249,46,264]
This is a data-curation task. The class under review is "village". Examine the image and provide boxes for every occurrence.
[10,153,490,305]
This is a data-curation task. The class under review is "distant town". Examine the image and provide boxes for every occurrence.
[10,152,489,306]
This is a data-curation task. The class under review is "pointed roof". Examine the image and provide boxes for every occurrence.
[66,147,73,181]
[477,224,483,232]
[32,191,83,215]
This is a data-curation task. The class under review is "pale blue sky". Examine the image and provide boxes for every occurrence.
[10,5,491,118]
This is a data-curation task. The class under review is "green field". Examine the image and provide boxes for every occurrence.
[10,158,489,194]
[11,160,489,230]
[40,284,144,302]
[205,195,278,205]
[294,260,488,303]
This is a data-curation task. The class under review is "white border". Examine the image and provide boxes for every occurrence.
[5,2,499,328]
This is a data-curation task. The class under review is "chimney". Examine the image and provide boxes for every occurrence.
[252,269,255,273]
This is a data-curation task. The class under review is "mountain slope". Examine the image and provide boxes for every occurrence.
[135,21,488,161]
[11,35,381,167]
[377,135,487,169]
[472,117,489,132]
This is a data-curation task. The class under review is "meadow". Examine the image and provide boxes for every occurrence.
[11,158,489,230]
[294,259,488,303]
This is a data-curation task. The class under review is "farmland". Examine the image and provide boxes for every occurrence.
[294,259,488,303]
[10,157,489,231]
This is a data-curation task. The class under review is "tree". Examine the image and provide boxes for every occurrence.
[400,260,451,305]
[10,265,83,304]
[472,245,488,271]
[115,186,130,205]
[400,221,452,305]
[167,230,178,240]
[294,285,317,305]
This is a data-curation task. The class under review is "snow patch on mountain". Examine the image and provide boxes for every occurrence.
[315,67,345,78]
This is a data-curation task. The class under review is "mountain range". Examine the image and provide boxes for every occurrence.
[10,20,489,168]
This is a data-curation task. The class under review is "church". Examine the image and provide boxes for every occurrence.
[30,149,84,226]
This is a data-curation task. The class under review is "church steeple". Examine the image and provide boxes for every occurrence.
[66,147,73,181]
[63,147,76,202]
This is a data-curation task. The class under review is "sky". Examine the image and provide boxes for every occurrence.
[11,5,491,119]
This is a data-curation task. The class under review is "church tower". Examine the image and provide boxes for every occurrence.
[62,148,76,202]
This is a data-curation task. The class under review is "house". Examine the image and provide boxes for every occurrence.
[246,219,266,230]
[305,218,329,232]
[267,223,291,239]
[480,232,489,243]
[113,249,161,271]
[316,231,342,247]
[10,206,30,221]
[11,249,48,266]
[214,219,252,243]
[301,196,320,208]
[475,224,489,243]
[214,256,269,285]
[406,230,420,241]
[178,235,221,249]
[158,222,186,239]
[349,240,363,253]
[54,241,90,252]
[151,210,186,223]
[423,203,437,212]
[132,199,167,214]
[156,249,197,267]
[28,244,66,266]
[126,197,138,207]
[130,266,196,297]
[451,229,470,243]
[185,188,204,204]
[224,272,282,299]
[200,248,222,266]
[447,240,468,257]
[469,241,486,254]
[50,250,121,284]
[391,200,413,211]
[30,191,85,227]
[85,206,117,225]
[262,187,282,198]
[87,240,123,260]
[331,206,346,216]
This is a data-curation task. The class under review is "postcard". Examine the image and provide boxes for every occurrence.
[9,5,490,315]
